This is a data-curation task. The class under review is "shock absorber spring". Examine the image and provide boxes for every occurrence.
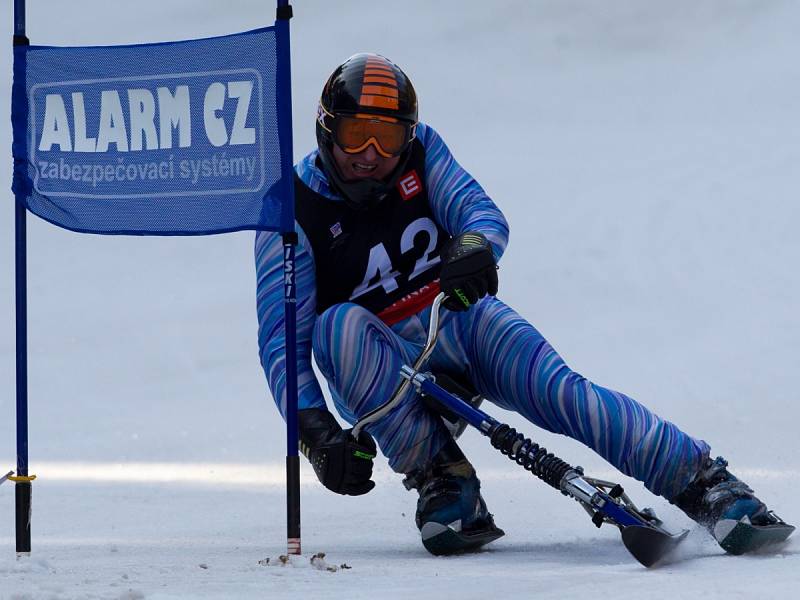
[489,423,574,491]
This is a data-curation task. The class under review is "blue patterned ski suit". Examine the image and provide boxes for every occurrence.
[255,123,709,500]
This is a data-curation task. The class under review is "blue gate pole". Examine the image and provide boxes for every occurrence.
[282,233,300,556]
[12,0,33,555]
[276,0,300,556]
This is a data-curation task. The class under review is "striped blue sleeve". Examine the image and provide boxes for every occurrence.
[255,226,326,419]
[419,122,509,261]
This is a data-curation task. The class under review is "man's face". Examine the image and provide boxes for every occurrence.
[331,142,401,182]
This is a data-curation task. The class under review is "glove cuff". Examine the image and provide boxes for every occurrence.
[442,231,492,263]
[298,408,342,457]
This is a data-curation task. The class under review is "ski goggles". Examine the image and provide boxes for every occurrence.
[319,104,416,158]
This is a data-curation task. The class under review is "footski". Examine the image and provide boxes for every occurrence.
[716,516,795,555]
[420,521,506,556]
[621,525,689,567]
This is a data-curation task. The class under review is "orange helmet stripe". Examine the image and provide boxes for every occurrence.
[363,75,397,85]
[359,57,401,111]
[361,85,399,97]
[358,94,399,110]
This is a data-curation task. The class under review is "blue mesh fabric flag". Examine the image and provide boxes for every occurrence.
[11,26,293,235]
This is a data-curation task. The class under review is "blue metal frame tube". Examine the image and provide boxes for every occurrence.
[418,378,498,432]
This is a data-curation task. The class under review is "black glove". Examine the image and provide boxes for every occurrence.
[439,231,498,311]
[298,408,377,496]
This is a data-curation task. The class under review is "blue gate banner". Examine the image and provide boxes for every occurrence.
[12,26,294,235]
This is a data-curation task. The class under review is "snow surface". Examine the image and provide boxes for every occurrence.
[1,1,799,598]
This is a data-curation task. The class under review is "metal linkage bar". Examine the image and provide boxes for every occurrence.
[351,293,446,438]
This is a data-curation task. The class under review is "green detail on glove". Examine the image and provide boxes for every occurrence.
[460,233,485,247]
[454,288,471,308]
[353,450,376,460]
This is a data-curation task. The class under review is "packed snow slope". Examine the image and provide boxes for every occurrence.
[1,1,798,598]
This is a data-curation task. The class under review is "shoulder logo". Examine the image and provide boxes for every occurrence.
[398,170,421,201]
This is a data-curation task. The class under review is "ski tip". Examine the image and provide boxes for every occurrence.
[621,525,689,568]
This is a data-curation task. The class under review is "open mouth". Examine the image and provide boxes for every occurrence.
[352,162,378,175]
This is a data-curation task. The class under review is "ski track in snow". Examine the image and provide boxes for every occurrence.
[1,1,799,598]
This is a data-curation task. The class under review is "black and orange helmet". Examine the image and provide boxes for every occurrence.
[316,53,419,210]
[318,53,418,125]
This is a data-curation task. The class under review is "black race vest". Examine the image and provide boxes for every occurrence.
[295,140,450,317]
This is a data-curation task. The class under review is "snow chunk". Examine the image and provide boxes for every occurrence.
[257,552,348,573]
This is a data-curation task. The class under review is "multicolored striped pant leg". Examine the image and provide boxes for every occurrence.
[433,297,710,499]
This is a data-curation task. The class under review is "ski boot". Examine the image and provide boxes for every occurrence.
[671,456,794,554]
[404,438,504,556]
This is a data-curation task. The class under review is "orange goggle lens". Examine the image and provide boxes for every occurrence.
[334,116,412,157]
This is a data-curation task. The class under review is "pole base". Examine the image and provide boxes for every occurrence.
[287,537,301,555]
[15,481,32,553]
[286,456,301,555]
